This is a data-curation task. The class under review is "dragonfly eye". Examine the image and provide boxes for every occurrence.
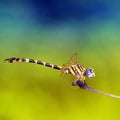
[85,68,95,78]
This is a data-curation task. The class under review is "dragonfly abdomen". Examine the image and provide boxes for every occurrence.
[4,57,61,71]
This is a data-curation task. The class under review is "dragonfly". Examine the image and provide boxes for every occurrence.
[4,53,120,99]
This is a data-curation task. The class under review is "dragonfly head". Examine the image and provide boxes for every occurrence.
[84,68,95,78]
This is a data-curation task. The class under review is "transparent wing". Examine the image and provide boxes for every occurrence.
[84,86,120,99]
[66,53,78,66]
[61,53,78,77]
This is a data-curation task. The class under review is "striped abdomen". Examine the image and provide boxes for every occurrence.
[4,57,61,71]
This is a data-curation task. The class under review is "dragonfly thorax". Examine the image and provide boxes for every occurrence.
[63,64,85,78]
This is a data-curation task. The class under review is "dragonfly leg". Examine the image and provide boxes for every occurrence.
[72,81,78,86]
[75,80,88,89]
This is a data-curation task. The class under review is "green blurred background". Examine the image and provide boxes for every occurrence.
[0,0,120,120]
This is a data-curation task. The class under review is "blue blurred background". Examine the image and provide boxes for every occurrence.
[1,0,120,120]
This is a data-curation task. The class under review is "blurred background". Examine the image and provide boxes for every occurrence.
[0,0,120,120]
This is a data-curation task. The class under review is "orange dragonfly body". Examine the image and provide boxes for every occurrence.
[5,53,120,99]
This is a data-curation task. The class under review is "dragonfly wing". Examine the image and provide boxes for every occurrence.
[66,53,78,66]
[61,53,78,76]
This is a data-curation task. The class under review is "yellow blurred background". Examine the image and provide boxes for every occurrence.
[0,1,120,120]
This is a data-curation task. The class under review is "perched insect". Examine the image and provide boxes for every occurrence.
[4,53,120,98]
